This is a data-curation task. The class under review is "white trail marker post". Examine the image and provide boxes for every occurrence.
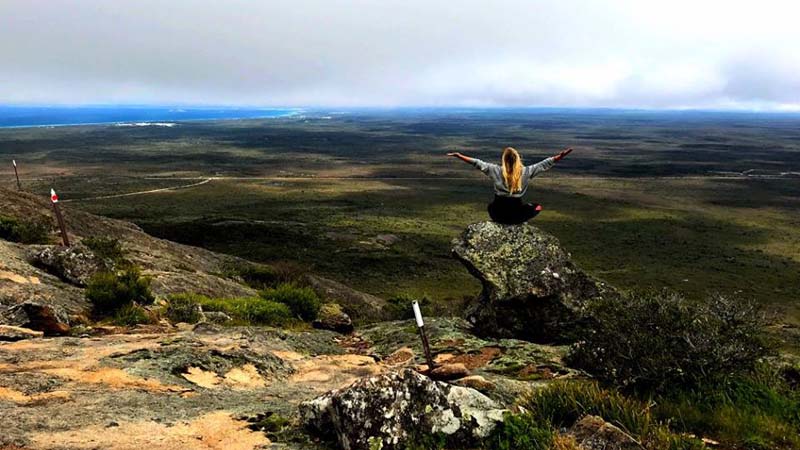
[50,189,70,247]
[12,160,21,191]
[412,301,435,371]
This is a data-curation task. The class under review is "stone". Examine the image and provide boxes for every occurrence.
[26,244,106,287]
[0,324,44,341]
[430,362,470,380]
[3,301,71,335]
[452,375,495,392]
[452,222,617,342]
[202,311,233,324]
[300,368,506,450]
[312,303,354,334]
[569,415,643,450]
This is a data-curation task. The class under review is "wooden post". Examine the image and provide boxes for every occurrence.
[413,301,435,371]
[12,160,21,191]
[50,188,70,247]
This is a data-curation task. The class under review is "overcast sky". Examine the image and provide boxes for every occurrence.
[2,0,799,110]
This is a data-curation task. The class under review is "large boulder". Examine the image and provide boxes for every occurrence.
[452,222,617,342]
[300,368,506,450]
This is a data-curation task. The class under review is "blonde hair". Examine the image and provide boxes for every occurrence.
[501,147,523,193]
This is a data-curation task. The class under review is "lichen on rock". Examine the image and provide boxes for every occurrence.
[300,368,506,450]
[452,221,618,342]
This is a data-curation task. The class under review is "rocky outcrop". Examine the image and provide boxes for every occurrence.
[300,368,506,450]
[312,302,354,333]
[26,244,106,287]
[452,222,617,342]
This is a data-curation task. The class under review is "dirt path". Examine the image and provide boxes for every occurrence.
[62,178,213,203]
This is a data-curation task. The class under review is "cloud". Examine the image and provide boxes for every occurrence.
[1,0,799,109]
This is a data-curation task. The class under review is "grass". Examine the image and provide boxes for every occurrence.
[179,293,294,326]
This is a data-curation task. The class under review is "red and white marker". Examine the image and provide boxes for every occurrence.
[50,188,69,246]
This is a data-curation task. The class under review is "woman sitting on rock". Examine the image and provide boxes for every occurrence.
[447,147,573,224]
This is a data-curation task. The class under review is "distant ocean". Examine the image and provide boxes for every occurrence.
[0,106,299,128]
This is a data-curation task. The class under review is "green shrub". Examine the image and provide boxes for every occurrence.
[196,295,292,326]
[263,283,320,321]
[0,215,51,244]
[485,413,553,450]
[85,267,154,316]
[83,237,126,264]
[164,293,204,324]
[111,303,154,326]
[568,290,772,393]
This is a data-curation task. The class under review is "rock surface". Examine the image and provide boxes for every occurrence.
[452,222,617,342]
[312,302,354,333]
[300,368,506,450]
[569,415,643,450]
[0,324,43,341]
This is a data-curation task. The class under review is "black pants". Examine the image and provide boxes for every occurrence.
[488,195,542,224]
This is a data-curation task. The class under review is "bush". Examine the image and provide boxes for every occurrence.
[485,413,553,450]
[568,290,772,393]
[85,267,154,316]
[111,303,154,326]
[164,293,204,324]
[263,283,320,321]
[0,215,51,244]
[196,295,293,326]
[83,237,126,264]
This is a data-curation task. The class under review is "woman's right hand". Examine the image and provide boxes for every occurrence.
[446,152,462,157]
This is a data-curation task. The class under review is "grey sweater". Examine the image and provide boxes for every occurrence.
[471,156,556,197]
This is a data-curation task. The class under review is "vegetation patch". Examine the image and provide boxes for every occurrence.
[191,294,293,326]
[0,215,51,244]
[82,237,126,265]
[85,266,155,317]
[262,283,321,322]
[568,290,773,393]
[164,293,204,324]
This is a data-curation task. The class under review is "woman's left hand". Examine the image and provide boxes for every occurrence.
[554,147,573,161]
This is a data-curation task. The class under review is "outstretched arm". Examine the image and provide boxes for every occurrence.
[446,152,475,164]
[447,152,494,174]
[528,147,573,178]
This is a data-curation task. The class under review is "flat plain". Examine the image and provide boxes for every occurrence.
[2,109,798,325]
